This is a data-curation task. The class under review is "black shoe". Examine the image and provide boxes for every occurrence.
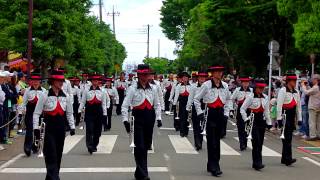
[283,159,297,166]
[240,145,247,151]
[135,177,150,180]
[148,147,153,151]
[211,170,223,177]
[196,146,202,151]
[252,164,265,171]
[24,149,31,157]
[93,147,97,152]
[88,148,93,155]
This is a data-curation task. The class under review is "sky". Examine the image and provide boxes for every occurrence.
[90,0,177,68]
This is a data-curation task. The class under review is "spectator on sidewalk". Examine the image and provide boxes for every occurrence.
[299,78,309,139]
[301,74,320,141]
[0,71,7,144]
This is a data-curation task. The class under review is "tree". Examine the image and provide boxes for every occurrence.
[143,57,177,74]
[277,0,320,54]
[161,0,303,76]
[0,0,126,75]
[160,0,202,45]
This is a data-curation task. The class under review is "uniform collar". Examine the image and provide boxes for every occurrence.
[48,88,66,97]
[240,86,250,92]
[211,80,223,89]
[137,81,151,89]
[90,86,100,90]
[30,86,42,90]
[286,86,297,93]
[253,92,263,98]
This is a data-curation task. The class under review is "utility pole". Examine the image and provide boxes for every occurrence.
[158,39,160,58]
[107,5,120,35]
[27,0,33,78]
[147,24,150,58]
[99,0,103,23]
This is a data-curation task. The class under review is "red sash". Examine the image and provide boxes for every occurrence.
[180,90,189,97]
[283,99,297,110]
[208,97,224,109]
[250,105,264,113]
[29,96,38,104]
[87,95,102,105]
[44,101,65,116]
[133,99,153,110]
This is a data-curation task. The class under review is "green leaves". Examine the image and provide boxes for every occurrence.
[0,0,126,75]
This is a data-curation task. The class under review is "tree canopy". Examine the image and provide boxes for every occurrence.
[0,0,126,75]
[160,0,314,76]
[143,57,178,74]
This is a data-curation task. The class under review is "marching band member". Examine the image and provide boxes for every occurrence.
[240,79,272,170]
[78,74,107,154]
[186,71,208,150]
[122,64,162,180]
[115,72,127,115]
[170,74,182,131]
[231,76,253,151]
[163,74,174,114]
[104,77,119,131]
[80,73,91,94]
[70,77,81,126]
[278,73,302,166]
[22,71,46,156]
[33,70,75,180]
[194,65,232,177]
[190,72,198,86]
[150,73,165,112]
[126,73,135,87]
[173,72,192,137]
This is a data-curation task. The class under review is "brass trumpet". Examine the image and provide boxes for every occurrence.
[280,110,286,139]
[175,102,180,120]
[245,112,255,140]
[34,118,46,157]
[129,109,135,151]
[200,105,209,136]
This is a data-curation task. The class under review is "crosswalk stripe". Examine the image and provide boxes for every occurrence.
[96,135,118,154]
[0,145,4,151]
[234,137,281,157]
[168,135,198,154]
[203,137,240,156]
[0,167,169,173]
[63,135,84,154]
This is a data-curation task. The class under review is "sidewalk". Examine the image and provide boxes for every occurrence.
[0,135,24,166]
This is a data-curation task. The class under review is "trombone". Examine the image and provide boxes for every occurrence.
[280,110,286,139]
[200,105,209,136]
[245,112,255,140]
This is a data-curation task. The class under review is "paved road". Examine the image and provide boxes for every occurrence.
[0,111,319,180]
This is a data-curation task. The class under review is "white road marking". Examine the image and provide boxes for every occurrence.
[168,135,198,154]
[302,157,320,167]
[63,135,84,154]
[234,137,281,157]
[149,142,155,153]
[0,153,24,170]
[160,127,194,131]
[0,145,4,151]
[203,137,240,156]
[0,167,169,173]
[96,135,118,154]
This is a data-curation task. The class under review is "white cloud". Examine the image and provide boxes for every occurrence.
[90,0,177,69]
